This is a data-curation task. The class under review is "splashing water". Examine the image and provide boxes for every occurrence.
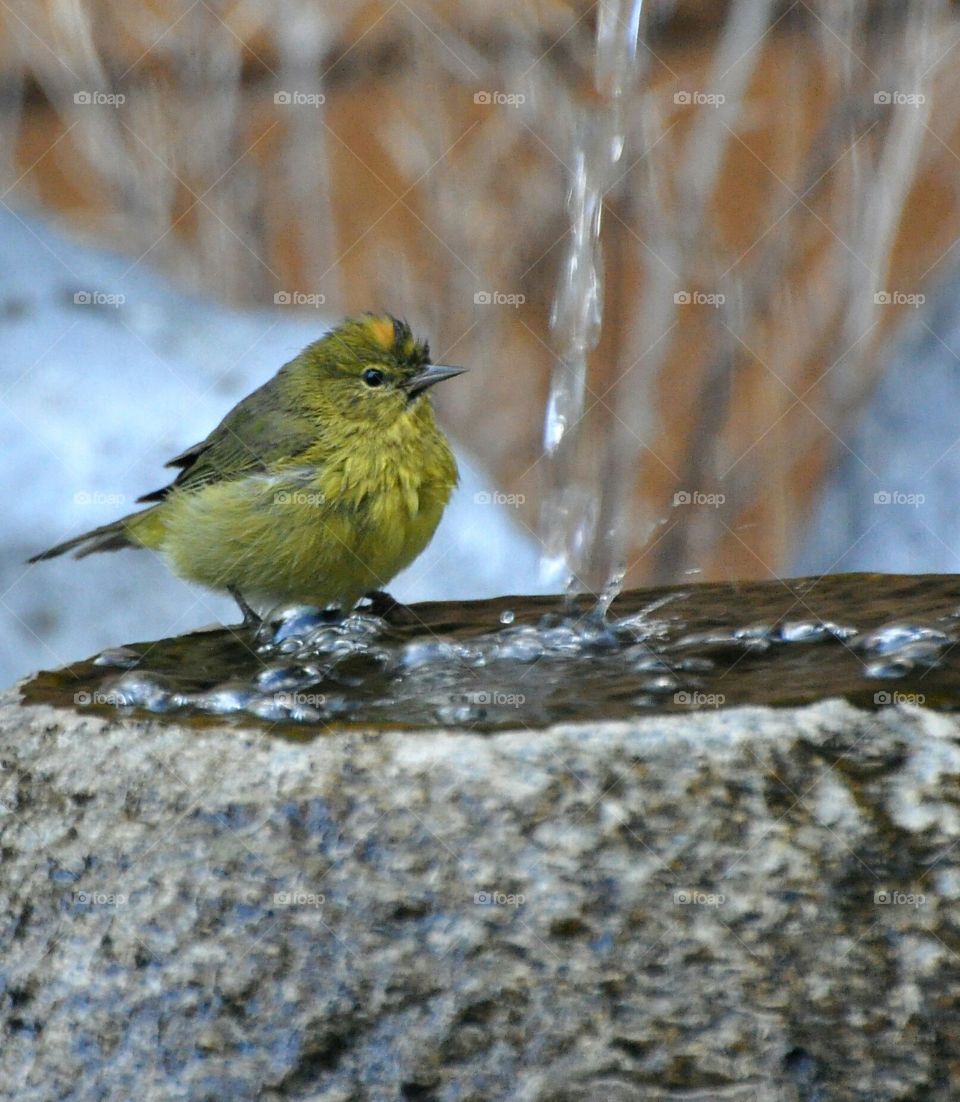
[540,0,644,600]
[24,574,960,734]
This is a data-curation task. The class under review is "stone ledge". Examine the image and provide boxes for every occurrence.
[1,691,958,1100]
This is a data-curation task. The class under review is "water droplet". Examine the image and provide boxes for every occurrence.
[499,610,515,625]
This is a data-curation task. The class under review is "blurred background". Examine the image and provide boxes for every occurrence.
[4,0,960,685]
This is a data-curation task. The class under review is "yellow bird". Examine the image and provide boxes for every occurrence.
[30,314,464,624]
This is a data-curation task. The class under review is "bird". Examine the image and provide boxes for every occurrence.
[29,313,465,625]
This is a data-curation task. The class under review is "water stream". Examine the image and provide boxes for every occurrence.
[540,0,644,599]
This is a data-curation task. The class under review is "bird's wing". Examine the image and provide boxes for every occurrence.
[137,380,321,503]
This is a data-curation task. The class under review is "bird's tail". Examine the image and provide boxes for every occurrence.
[27,507,163,564]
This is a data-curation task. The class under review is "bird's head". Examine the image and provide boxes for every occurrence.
[294,314,465,427]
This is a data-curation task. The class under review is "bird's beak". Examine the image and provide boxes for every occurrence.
[402,364,467,398]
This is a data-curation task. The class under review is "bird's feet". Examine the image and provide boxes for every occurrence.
[362,589,414,621]
[228,586,262,629]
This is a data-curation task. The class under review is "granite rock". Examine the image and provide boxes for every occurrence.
[1,692,959,1100]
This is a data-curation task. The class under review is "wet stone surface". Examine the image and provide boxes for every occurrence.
[20,572,960,733]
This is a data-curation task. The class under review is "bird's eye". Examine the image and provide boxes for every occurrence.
[362,368,385,388]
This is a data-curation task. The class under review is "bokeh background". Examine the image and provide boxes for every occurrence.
[4,0,960,685]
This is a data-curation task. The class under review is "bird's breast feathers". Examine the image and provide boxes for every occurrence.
[153,405,458,605]
[294,409,458,520]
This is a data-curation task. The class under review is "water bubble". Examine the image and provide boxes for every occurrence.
[538,626,583,653]
[193,684,257,715]
[249,696,321,723]
[108,672,181,712]
[93,647,140,669]
[864,641,949,678]
[397,640,468,670]
[496,634,544,662]
[734,623,776,642]
[339,613,385,637]
[856,623,952,656]
[269,605,334,645]
[671,629,764,655]
[778,620,857,644]
[255,664,315,691]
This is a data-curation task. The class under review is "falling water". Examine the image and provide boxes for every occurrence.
[540,0,644,602]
